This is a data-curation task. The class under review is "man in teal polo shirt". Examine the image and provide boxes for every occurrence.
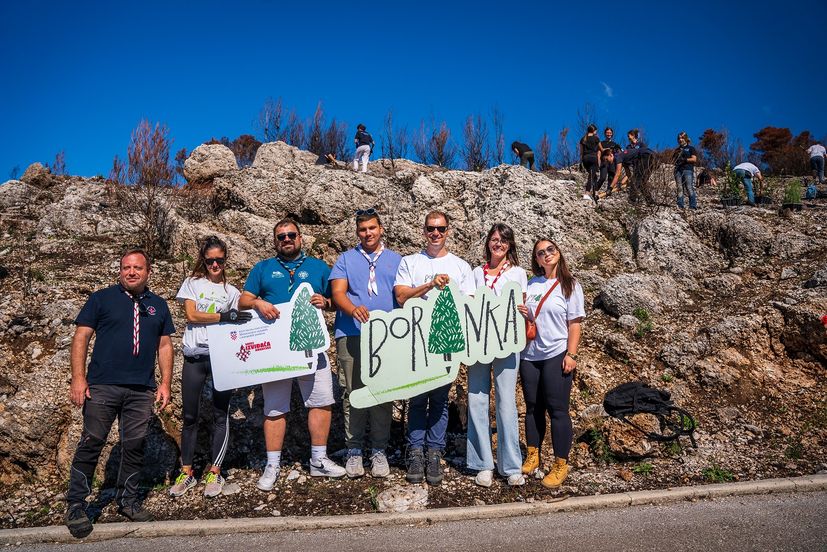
[239,217,346,490]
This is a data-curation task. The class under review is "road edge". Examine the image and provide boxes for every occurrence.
[2,474,825,545]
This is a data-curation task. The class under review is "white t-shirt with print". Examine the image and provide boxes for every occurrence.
[176,276,241,356]
[394,251,475,299]
[521,276,586,361]
[471,265,528,296]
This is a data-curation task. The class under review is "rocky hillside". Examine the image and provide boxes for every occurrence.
[0,142,824,527]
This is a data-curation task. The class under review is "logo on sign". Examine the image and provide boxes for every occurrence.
[235,340,273,362]
[230,331,237,341]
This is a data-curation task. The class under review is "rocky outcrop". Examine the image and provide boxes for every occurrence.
[20,162,52,187]
[184,144,238,183]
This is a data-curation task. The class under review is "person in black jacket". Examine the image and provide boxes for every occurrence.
[511,141,535,170]
[622,129,656,204]
[579,124,603,202]
[353,124,374,173]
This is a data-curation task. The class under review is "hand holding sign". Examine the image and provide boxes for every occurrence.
[350,281,526,408]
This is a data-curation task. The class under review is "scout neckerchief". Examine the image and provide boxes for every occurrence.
[482,261,510,290]
[275,252,307,293]
[356,243,385,296]
[122,287,146,356]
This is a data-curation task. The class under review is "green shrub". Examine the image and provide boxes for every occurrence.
[702,463,734,482]
[632,462,653,475]
[721,163,744,200]
[783,179,802,204]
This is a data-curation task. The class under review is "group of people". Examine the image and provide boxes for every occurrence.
[63,210,585,539]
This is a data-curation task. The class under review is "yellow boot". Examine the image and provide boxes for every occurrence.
[521,446,539,474]
[542,458,570,488]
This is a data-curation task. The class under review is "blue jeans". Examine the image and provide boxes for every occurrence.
[735,169,755,204]
[811,156,824,183]
[407,383,450,450]
[67,384,154,509]
[675,168,697,209]
[466,354,522,476]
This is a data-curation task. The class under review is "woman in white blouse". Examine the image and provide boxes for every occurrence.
[517,238,585,489]
[467,223,528,487]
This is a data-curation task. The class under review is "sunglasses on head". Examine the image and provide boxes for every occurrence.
[426,225,448,234]
[355,208,377,218]
[535,245,558,258]
[276,232,298,242]
[205,257,226,266]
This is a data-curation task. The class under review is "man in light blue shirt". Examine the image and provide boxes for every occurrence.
[330,209,402,478]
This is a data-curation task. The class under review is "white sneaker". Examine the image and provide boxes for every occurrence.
[345,454,365,478]
[474,469,494,488]
[256,464,280,491]
[310,457,346,478]
[370,451,390,478]
[507,473,526,486]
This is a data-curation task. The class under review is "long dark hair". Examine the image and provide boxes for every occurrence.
[483,223,519,266]
[530,238,575,299]
[191,235,228,284]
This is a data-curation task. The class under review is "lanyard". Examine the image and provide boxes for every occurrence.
[356,243,384,296]
[123,289,143,356]
[482,261,510,290]
[274,253,307,292]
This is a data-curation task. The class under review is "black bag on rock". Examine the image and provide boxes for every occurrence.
[603,381,697,448]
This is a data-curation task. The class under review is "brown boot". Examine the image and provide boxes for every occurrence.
[521,446,539,474]
[542,457,570,488]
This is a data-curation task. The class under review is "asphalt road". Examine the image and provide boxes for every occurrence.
[22,491,827,552]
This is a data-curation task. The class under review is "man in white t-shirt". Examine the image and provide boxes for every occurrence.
[806,143,826,184]
[733,162,763,205]
[394,210,474,486]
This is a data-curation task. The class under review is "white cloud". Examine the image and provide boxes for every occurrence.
[601,81,614,98]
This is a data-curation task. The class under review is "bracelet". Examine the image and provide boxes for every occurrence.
[566,352,578,360]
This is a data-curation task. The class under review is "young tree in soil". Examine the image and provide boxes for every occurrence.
[289,287,326,358]
[427,287,466,362]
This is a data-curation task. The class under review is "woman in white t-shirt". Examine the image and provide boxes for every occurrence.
[467,224,528,488]
[170,236,251,498]
[517,238,585,489]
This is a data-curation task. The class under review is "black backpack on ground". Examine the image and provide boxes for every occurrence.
[603,381,697,448]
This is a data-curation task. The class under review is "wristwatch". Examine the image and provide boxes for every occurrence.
[566,352,578,360]
[228,310,238,321]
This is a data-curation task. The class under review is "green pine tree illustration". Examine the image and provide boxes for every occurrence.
[427,287,466,362]
[289,287,326,357]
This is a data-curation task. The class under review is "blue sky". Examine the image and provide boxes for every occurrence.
[1,0,824,177]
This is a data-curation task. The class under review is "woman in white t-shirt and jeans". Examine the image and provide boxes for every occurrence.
[517,238,585,489]
[170,236,251,498]
[467,223,528,488]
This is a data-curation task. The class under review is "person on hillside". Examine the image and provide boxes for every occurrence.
[467,223,527,488]
[65,249,174,539]
[733,161,763,206]
[622,129,656,203]
[330,209,402,479]
[394,211,475,486]
[353,124,374,173]
[674,131,698,210]
[169,236,251,499]
[806,142,826,184]
[239,218,346,491]
[580,124,603,202]
[511,141,535,170]
[518,238,585,489]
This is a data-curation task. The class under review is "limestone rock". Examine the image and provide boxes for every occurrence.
[252,141,318,171]
[376,485,428,513]
[803,265,827,288]
[594,273,681,317]
[20,163,51,187]
[184,144,238,183]
[604,415,659,458]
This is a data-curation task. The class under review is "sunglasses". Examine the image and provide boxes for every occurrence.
[355,208,377,218]
[425,225,448,234]
[535,245,558,258]
[205,257,226,266]
[276,232,298,242]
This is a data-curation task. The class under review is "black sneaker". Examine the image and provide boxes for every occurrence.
[426,448,444,486]
[405,447,425,484]
[65,503,93,539]
[117,503,155,522]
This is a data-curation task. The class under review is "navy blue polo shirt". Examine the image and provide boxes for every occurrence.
[243,253,331,304]
[75,284,175,388]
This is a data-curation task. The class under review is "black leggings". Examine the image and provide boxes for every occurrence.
[582,154,599,192]
[519,351,573,459]
[596,164,616,193]
[181,355,232,468]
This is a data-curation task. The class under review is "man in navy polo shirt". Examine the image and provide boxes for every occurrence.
[239,217,346,491]
[330,209,402,478]
[65,249,174,539]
